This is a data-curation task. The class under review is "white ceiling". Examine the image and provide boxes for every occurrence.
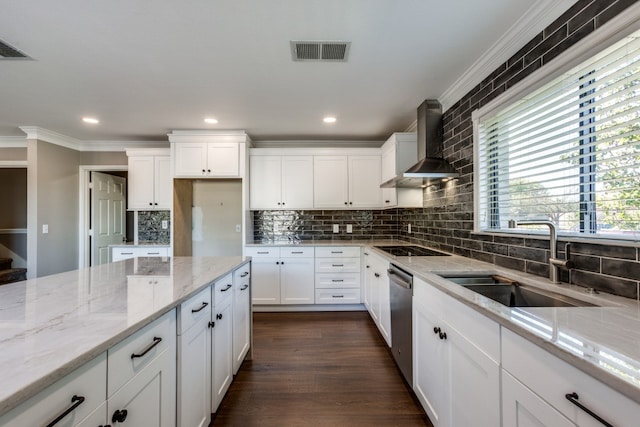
[0,0,561,144]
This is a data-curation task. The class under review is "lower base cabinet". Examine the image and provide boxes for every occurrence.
[212,275,234,412]
[413,277,500,427]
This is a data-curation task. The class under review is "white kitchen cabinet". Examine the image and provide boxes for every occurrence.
[212,273,234,412]
[107,309,176,427]
[126,149,172,210]
[362,249,391,346]
[413,277,500,427]
[177,286,212,427]
[232,266,251,374]
[246,247,315,305]
[380,133,423,208]
[111,245,170,262]
[173,142,240,178]
[0,353,107,427]
[313,155,381,208]
[314,246,361,305]
[502,327,640,427]
[249,155,313,209]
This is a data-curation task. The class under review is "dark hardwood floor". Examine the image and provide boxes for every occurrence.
[213,311,433,427]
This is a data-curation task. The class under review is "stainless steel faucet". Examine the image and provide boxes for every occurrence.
[508,219,572,284]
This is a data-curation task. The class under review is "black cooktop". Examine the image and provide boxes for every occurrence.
[374,245,450,257]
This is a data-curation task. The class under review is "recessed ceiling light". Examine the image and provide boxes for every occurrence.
[323,116,337,123]
[204,118,218,124]
[82,117,99,124]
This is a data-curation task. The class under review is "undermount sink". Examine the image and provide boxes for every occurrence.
[438,274,596,308]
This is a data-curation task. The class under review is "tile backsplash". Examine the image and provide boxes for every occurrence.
[138,210,170,244]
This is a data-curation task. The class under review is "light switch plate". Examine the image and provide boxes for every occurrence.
[346,224,353,233]
[408,223,412,234]
[161,220,168,229]
[333,224,339,233]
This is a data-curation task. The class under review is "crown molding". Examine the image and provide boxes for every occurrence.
[438,0,576,112]
[168,129,252,144]
[252,139,382,148]
[0,136,27,148]
[18,126,83,150]
[81,141,169,151]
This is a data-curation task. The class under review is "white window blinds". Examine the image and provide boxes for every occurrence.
[477,30,640,241]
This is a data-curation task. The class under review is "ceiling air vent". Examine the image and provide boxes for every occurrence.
[0,39,29,59]
[290,41,350,62]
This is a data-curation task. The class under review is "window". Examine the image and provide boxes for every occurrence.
[475,29,640,241]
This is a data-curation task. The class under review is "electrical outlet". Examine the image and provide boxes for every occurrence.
[408,223,412,234]
[235,224,241,233]
[161,220,168,229]
[346,224,353,233]
[42,224,49,234]
[333,224,339,233]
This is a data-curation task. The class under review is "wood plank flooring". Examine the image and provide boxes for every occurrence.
[213,311,433,427]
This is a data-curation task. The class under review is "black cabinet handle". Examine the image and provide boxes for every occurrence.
[332,295,345,298]
[332,279,344,282]
[207,169,211,173]
[216,313,223,320]
[220,284,232,292]
[291,251,304,254]
[45,395,85,427]
[332,264,344,267]
[208,321,215,328]
[202,169,206,173]
[112,409,128,423]
[131,336,162,359]
[433,327,441,334]
[439,332,447,340]
[344,202,348,205]
[565,392,613,426]
[331,251,343,254]
[240,271,249,277]
[149,202,153,206]
[191,301,209,313]
[374,273,380,278]
[240,284,249,290]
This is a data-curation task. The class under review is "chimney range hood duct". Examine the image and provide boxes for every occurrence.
[381,99,459,188]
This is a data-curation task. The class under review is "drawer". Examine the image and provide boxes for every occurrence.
[502,328,640,427]
[315,258,360,273]
[315,273,361,289]
[108,309,176,397]
[111,246,169,262]
[315,246,360,258]
[213,272,234,306]
[315,288,361,304]
[137,247,169,257]
[0,353,106,427]
[245,247,280,258]
[177,285,212,335]
[233,264,251,286]
[280,247,314,257]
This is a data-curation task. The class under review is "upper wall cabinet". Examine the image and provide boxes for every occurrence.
[168,131,251,179]
[380,133,422,208]
[249,155,313,210]
[314,154,381,209]
[126,148,172,210]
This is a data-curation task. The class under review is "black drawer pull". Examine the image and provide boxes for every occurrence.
[45,395,85,427]
[191,301,209,313]
[291,251,304,254]
[331,251,343,254]
[121,252,134,255]
[332,279,344,282]
[374,273,380,278]
[220,284,232,292]
[217,313,223,320]
[240,271,249,277]
[565,392,613,426]
[146,252,160,255]
[332,264,344,267]
[241,284,249,290]
[332,295,345,298]
[112,409,128,423]
[131,336,162,359]
[257,251,269,254]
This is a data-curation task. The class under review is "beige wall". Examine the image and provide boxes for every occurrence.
[80,151,127,165]
[28,140,80,277]
[0,148,27,161]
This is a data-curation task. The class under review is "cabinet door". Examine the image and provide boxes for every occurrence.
[207,143,239,177]
[212,297,234,412]
[249,156,282,209]
[153,156,172,209]
[448,322,500,427]
[281,156,313,209]
[107,347,176,427]
[502,371,575,427]
[348,155,382,208]
[250,257,280,304]
[377,264,391,346]
[413,298,448,427]
[75,401,108,427]
[128,156,155,209]
[280,257,315,304]
[313,156,349,208]
[233,268,251,374]
[381,144,396,182]
[177,307,212,427]
[174,143,208,177]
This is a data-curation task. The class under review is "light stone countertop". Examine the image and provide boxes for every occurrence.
[0,256,250,416]
[248,239,640,403]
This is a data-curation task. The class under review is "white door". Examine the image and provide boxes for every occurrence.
[174,143,208,177]
[212,297,233,412]
[251,257,281,304]
[153,156,172,209]
[91,171,126,265]
[280,257,315,304]
[249,156,282,209]
[207,143,240,177]
[313,156,348,208]
[349,155,382,208]
[281,156,313,209]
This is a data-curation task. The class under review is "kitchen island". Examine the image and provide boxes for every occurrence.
[0,255,250,422]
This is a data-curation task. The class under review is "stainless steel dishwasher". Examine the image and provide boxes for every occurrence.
[388,263,413,387]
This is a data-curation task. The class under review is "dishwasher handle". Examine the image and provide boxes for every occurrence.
[387,268,412,289]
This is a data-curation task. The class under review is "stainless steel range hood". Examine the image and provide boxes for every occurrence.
[381,99,459,188]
